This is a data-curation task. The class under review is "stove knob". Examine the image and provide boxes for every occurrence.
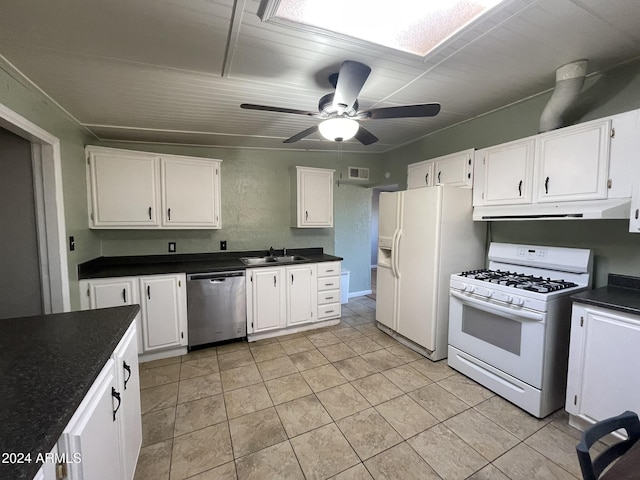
[513,296,524,306]
[467,285,475,293]
[460,284,467,292]
[505,294,513,303]
[485,290,493,299]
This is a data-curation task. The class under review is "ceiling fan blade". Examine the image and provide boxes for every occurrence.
[283,125,319,143]
[332,61,371,112]
[360,103,441,120]
[354,125,378,145]
[241,103,318,117]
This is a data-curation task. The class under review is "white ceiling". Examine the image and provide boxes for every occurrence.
[1,0,639,153]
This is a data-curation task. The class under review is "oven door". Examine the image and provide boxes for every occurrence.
[448,290,546,388]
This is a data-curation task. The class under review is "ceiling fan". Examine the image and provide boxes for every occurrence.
[240,60,441,145]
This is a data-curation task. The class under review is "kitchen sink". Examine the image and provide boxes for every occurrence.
[240,255,308,265]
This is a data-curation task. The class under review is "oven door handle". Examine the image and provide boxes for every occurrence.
[450,290,544,322]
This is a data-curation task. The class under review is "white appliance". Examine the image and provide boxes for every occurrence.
[448,242,593,418]
[376,186,486,361]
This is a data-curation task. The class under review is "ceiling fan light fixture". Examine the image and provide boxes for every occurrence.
[318,117,359,142]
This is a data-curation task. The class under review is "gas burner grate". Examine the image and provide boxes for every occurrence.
[459,269,578,293]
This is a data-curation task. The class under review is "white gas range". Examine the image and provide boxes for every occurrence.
[447,242,593,418]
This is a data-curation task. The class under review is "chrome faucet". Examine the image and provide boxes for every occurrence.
[269,246,274,257]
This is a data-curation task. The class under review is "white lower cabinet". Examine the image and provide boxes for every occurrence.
[140,274,188,351]
[79,273,187,355]
[247,262,340,335]
[317,262,341,320]
[566,303,640,429]
[286,264,317,326]
[246,267,287,333]
[113,324,142,480]
[80,277,143,353]
[56,322,141,480]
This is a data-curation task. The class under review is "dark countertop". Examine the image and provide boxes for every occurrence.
[0,305,140,480]
[572,274,640,316]
[78,248,343,279]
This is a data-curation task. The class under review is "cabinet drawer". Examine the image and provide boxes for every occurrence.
[318,290,340,305]
[318,303,341,320]
[317,262,340,277]
[318,276,340,290]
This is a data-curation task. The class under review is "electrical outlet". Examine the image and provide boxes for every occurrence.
[168,242,176,253]
[220,240,227,251]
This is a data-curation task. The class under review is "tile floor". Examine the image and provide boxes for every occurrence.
[134,296,588,480]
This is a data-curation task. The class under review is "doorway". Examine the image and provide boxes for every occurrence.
[0,103,70,316]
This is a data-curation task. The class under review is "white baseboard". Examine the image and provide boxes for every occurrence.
[349,290,372,298]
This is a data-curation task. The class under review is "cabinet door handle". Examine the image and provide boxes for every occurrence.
[305,210,309,221]
[291,273,294,285]
[112,387,121,421]
[167,208,171,221]
[636,208,639,220]
[425,173,429,185]
[122,288,127,303]
[148,207,152,219]
[274,275,277,287]
[438,171,441,184]
[518,180,523,197]
[123,361,132,390]
[544,176,550,194]
[147,285,151,300]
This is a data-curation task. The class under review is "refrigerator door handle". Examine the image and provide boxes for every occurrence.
[393,230,402,278]
[389,230,398,278]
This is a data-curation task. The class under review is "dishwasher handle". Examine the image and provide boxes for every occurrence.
[187,271,245,281]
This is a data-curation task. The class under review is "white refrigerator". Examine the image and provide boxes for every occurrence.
[376,186,486,361]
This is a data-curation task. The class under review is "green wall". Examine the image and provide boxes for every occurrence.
[381,58,640,287]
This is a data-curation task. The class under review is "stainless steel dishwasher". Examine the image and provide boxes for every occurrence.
[186,270,246,348]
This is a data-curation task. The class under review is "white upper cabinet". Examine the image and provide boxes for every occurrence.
[473,111,640,212]
[291,166,334,228]
[88,149,160,227]
[407,160,433,189]
[161,156,221,228]
[407,149,474,190]
[534,119,611,203]
[474,138,535,206]
[87,146,221,229]
[434,149,474,187]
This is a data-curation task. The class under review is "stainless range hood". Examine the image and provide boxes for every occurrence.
[473,198,631,221]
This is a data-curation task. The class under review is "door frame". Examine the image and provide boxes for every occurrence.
[0,103,70,313]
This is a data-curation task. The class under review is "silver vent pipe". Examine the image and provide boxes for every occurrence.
[538,60,588,133]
